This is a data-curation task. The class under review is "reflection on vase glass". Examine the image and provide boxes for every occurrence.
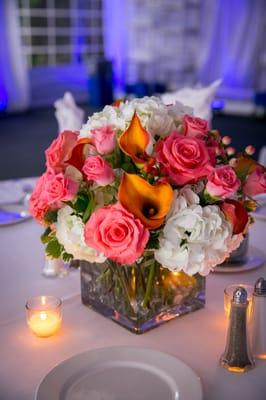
[80,252,205,334]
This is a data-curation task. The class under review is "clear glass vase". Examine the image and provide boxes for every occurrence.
[80,252,205,334]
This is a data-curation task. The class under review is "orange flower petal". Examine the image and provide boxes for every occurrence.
[68,138,92,171]
[118,173,174,229]
[234,155,257,182]
[119,112,150,167]
[112,99,124,107]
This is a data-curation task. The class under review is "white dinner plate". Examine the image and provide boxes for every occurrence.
[35,346,203,400]
[212,246,265,273]
[0,206,31,226]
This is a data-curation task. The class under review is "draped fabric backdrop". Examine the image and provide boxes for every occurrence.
[0,0,29,111]
[103,0,265,95]
[197,0,265,92]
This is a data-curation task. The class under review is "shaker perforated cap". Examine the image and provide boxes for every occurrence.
[254,277,266,296]
[233,287,248,304]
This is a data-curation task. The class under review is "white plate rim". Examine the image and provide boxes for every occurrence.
[35,346,203,400]
[212,246,265,273]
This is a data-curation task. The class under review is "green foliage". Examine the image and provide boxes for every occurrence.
[41,227,53,244]
[45,238,63,259]
[62,252,73,262]
[146,230,160,249]
[44,210,58,224]
[70,189,96,223]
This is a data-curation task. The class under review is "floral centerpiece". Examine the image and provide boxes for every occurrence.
[30,96,266,333]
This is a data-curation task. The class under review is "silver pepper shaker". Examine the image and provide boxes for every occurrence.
[220,287,255,373]
[251,277,266,359]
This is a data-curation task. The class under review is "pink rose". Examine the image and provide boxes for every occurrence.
[156,132,213,185]
[84,203,149,264]
[82,156,115,186]
[243,166,266,197]
[43,169,79,206]
[45,130,78,171]
[183,115,209,138]
[90,125,116,155]
[29,175,50,223]
[206,166,240,199]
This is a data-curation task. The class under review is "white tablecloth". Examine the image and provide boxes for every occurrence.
[0,180,266,400]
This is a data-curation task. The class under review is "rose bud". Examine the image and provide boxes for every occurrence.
[244,199,257,212]
[245,145,255,156]
[226,147,235,156]
[222,136,231,145]
[229,158,238,167]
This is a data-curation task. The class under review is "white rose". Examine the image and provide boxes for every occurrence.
[56,206,106,263]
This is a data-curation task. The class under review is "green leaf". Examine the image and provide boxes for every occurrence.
[62,252,74,262]
[82,192,96,223]
[45,238,63,259]
[146,230,160,249]
[41,227,53,244]
[44,210,58,224]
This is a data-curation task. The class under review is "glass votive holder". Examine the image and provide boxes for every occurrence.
[224,284,253,320]
[25,296,62,337]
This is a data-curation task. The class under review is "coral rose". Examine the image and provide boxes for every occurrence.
[45,130,78,171]
[84,203,149,264]
[43,169,79,206]
[29,174,50,224]
[156,132,213,185]
[206,165,240,199]
[243,166,266,197]
[183,115,208,138]
[90,125,116,155]
[82,156,115,186]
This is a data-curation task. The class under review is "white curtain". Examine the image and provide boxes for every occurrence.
[197,0,264,91]
[0,0,29,111]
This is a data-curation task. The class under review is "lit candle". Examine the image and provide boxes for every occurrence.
[26,296,62,337]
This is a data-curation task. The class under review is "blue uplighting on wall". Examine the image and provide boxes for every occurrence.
[211,99,224,111]
[0,85,7,111]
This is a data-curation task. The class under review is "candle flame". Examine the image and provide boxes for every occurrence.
[40,312,47,321]
[41,296,46,305]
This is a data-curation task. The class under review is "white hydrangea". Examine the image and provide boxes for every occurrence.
[155,188,243,276]
[119,96,162,128]
[79,105,126,138]
[56,206,106,263]
[79,96,194,152]
[147,107,175,138]
[167,101,194,120]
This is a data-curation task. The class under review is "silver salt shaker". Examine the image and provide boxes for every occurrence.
[220,287,254,373]
[251,277,266,359]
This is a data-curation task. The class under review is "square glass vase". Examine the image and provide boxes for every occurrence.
[80,253,205,334]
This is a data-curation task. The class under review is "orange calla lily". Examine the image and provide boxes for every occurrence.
[68,138,92,171]
[234,155,257,182]
[118,173,174,229]
[112,99,124,107]
[119,112,150,167]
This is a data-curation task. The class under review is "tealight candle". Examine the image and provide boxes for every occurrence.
[26,296,62,337]
[224,284,253,320]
